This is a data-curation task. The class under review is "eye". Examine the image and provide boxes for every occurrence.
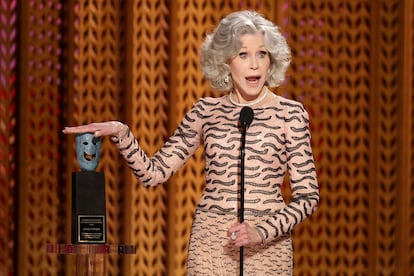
[238,52,248,59]
[258,51,268,58]
[83,142,88,145]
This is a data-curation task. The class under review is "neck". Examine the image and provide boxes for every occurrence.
[229,88,268,107]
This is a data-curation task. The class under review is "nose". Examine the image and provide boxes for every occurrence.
[249,57,258,69]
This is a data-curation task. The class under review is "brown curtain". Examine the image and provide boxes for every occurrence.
[0,0,412,275]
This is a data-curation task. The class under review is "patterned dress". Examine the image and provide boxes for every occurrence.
[113,89,319,275]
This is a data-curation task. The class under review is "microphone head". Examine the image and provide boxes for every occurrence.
[239,106,254,126]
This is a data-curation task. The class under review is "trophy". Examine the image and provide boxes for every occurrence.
[71,133,106,244]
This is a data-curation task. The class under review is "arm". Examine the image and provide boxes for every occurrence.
[256,104,319,245]
[111,117,201,187]
[63,104,203,187]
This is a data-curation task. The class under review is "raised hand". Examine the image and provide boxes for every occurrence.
[62,121,128,138]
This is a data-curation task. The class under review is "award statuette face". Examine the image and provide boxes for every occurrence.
[72,133,107,244]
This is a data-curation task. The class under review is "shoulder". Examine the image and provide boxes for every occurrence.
[271,94,305,112]
[192,95,229,111]
[184,96,229,121]
[198,96,227,105]
[267,94,309,122]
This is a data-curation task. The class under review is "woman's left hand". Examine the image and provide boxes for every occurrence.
[227,222,262,247]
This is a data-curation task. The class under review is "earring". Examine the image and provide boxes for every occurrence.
[224,75,231,84]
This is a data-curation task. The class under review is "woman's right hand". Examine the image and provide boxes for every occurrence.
[62,121,128,138]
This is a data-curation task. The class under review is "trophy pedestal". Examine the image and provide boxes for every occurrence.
[72,171,107,244]
[46,243,136,275]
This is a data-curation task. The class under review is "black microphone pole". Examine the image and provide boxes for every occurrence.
[240,121,247,276]
[238,106,253,276]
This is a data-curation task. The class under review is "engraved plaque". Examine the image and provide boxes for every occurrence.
[72,171,106,244]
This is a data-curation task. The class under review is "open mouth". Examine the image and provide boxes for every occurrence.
[246,76,260,83]
[84,152,96,161]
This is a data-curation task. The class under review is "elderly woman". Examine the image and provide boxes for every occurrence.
[63,10,319,275]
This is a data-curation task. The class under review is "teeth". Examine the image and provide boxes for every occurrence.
[84,153,96,161]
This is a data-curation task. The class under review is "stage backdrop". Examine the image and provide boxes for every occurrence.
[0,0,413,275]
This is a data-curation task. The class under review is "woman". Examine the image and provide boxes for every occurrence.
[63,10,319,275]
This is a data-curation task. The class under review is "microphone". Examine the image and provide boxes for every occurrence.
[238,106,253,276]
[239,106,254,128]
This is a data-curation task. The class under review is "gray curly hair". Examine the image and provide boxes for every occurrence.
[200,10,291,92]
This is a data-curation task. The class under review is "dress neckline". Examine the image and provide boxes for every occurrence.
[228,88,269,107]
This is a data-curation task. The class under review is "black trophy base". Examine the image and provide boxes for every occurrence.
[72,171,107,244]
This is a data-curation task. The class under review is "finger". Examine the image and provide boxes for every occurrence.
[62,125,97,134]
[228,222,243,233]
[93,129,108,137]
[232,223,247,237]
[227,224,237,236]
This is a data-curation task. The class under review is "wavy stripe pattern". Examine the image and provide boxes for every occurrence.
[114,93,319,274]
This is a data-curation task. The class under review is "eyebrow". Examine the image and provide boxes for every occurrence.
[239,45,267,49]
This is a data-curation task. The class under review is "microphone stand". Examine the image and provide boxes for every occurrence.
[239,122,248,276]
[238,106,253,275]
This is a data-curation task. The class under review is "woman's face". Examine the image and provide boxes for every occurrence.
[228,33,270,102]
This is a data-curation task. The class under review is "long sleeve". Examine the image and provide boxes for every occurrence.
[256,102,319,243]
[111,105,203,187]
